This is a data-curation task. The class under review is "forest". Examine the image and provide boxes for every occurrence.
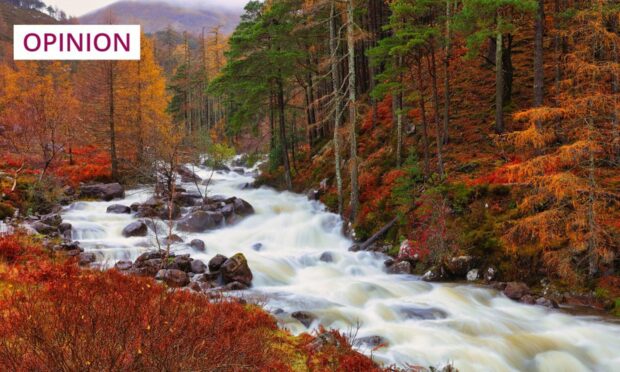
[0,0,619,370]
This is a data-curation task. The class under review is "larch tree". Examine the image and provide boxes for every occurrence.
[501,0,619,283]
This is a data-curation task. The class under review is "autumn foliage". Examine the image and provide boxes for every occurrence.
[0,235,380,371]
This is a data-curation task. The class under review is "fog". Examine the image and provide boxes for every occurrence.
[46,0,248,17]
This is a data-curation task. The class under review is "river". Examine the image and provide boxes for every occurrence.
[61,159,620,371]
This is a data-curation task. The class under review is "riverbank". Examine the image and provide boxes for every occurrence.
[7,159,613,370]
[0,233,382,371]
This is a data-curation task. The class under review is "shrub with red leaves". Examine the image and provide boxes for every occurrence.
[0,269,280,371]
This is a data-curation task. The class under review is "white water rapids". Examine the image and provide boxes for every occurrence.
[61,160,620,371]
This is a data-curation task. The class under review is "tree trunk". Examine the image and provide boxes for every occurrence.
[534,0,545,130]
[443,0,452,144]
[429,45,445,178]
[347,0,360,221]
[495,28,504,134]
[108,61,118,180]
[277,78,292,190]
[330,1,344,216]
[415,58,431,178]
[395,55,403,168]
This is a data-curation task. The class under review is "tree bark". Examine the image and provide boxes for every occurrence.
[277,78,293,190]
[495,28,504,134]
[415,58,431,178]
[330,1,344,216]
[108,61,118,180]
[429,45,445,178]
[347,0,360,220]
[534,0,545,130]
[443,0,452,144]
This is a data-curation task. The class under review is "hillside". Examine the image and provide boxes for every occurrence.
[0,0,57,60]
[79,0,241,35]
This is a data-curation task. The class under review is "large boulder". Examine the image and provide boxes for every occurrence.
[40,213,62,227]
[189,239,206,252]
[208,254,228,273]
[190,259,207,274]
[229,197,254,217]
[445,256,477,277]
[220,253,253,286]
[30,221,56,235]
[106,204,131,214]
[504,282,530,300]
[292,311,315,328]
[121,221,148,237]
[177,165,202,183]
[155,269,189,287]
[387,261,412,275]
[177,210,223,232]
[79,183,125,201]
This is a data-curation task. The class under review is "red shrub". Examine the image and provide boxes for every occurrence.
[0,235,42,264]
[0,269,281,371]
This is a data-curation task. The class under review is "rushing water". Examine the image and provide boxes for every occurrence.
[61,159,620,371]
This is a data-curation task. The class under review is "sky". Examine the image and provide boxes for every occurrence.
[45,0,247,17]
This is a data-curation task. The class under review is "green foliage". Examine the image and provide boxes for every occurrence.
[431,182,473,215]
[203,143,236,168]
[0,202,15,220]
[15,176,63,215]
[209,0,306,137]
[455,0,537,59]
[368,0,443,101]
[391,151,423,220]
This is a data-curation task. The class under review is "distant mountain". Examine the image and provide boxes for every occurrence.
[79,0,242,36]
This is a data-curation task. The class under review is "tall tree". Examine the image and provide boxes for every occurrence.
[457,0,536,133]
[347,0,360,219]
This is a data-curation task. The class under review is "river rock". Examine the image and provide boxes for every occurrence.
[114,260,133,271]
[521,295,536,305]
[220,253,253,286]
[165,255,192,272]
[78,252,96,266]
[229,197,254,216]
[31,221,56,235]
[175,192,203,207]
[190,259,207,274]
[232,168,244,175]
[535,297,559,308]
[155,269,189,287]
[58,222,72,234]
[79,183,125,201]
[292,311,316,328]
[106,204,131,214]
[208,254,228,272]
[504,282,530,300]
[387,261,412,275]
[41,213,62,227]
[177,165,202,182]
[122,221,148,237]
[359,335,388,347]
[223,281,249,291]
[421,265,448,281]
[177,210,222,232]
[189,239,206,252]
[445,256,477,277]
[162,234,184,246]
[306,189,321,201]
[397,306,448,320]
[319,251,334,263]
[484,266,498,282]
[466,269,479,281]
